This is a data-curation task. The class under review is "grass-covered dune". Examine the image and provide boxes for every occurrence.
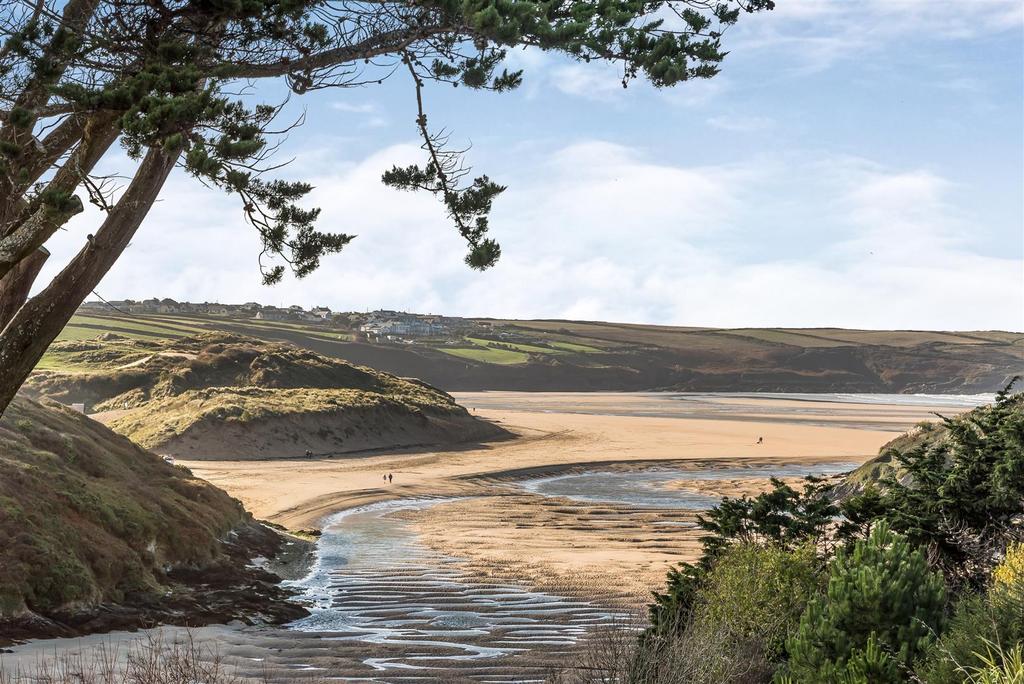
[24,332,507,459]
[0,397,306,643]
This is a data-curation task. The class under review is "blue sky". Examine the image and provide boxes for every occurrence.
[46,0,1024,329]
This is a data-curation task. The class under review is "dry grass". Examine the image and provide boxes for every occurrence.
[109,384,458,449]
[0,631,322,684]
[26,333,474,454]
[0,397,246,617]
[547,618,773,684]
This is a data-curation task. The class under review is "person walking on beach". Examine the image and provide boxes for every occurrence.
[388,473,393,484]
[383,474,388,483]
[756,436,764,445]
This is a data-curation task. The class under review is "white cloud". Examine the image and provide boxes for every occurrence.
[732,0,1023,73]
[550,63,626,101]
[331,102,377,114]
[706,114,774,132]
[660,76,730,108]
[34,140,1023,331]
[329,101,389,129]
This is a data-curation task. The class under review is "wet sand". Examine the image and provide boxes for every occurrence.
[183,392,959,529]
[4,393,979,680]
[180,392,968,605]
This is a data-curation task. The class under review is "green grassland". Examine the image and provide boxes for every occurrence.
[439,345,529,365]
[548,340,603,353]
[40,310,1023,392]
[464,336,571,354]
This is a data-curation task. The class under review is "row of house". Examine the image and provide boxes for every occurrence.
[75,301,479,342]
[358,310,454,339]
[78,298,338,323]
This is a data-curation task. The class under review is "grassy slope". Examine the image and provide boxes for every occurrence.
[835,393,1023,497]
[0,397,247,617]
[45,311,1024,393]
[27,332,506,458]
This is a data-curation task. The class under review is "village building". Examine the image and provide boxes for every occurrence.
[255,307,289,321]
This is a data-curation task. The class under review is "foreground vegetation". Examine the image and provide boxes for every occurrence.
[0,398,312,642]
[0,630,322,684]
[556,383,1024,683]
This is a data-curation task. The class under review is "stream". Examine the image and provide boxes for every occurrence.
[518,461,857,509]
[285,498,624,680]
[278,461,854,680]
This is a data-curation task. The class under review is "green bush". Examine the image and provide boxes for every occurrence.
[623,544,825,684]
[917,545,1024,683]
[782,522,946,683]
[842,384,1024,587]
[691,543,822,663]
[650,476,838,632]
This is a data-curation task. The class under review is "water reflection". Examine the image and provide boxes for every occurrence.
[519,462,857,509]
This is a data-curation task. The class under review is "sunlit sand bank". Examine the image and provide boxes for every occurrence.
[3,393,979,678]
[181,392,971,605]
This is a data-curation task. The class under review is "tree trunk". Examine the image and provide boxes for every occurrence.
[0,115,119,282]
[0,247,48,329]
[0,146,179,416]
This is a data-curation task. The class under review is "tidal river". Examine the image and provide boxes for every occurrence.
[256,461,855,681]
[6,392,987,682]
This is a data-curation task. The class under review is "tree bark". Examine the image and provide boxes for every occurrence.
[0,114,119,281]
[0,247,48,329]
[0,145,179,416]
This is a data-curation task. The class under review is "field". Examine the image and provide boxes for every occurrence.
[41,310,1024,394]
[439,345,530,365]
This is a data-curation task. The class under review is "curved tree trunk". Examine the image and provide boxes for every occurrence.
[0,247,48,329]
[0,146,180,415]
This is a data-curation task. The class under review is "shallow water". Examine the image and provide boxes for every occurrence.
[286,499,625,678]
[672,392,994,408]
[519,462,858,509]
[278,462,858,679]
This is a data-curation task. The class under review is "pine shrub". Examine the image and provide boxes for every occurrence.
[782,522,946,683]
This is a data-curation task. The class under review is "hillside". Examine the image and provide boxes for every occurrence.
[835,388,1024,498]
[0,397,307,643]
[46,311,1023,393]
[25,332,507,459]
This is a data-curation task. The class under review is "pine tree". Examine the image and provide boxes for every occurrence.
[782,522,946,683]
[0,0,775,416]
[842,381,1024,588]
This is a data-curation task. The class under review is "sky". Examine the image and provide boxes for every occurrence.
[41,0,1024,330]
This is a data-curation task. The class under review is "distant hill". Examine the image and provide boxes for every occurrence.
[0,397,306,642]
[26,332,507,459]
[45,311,1024,394]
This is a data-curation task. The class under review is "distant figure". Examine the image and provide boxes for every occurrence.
[383,474,388,483]
[305,449,313,458]
[756,436,764,445]
[388,473,393,484]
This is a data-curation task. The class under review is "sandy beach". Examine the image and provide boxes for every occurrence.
[181,392,969,605]
[3,392,981,680]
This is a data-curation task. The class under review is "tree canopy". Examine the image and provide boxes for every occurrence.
[0,0,773,414]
